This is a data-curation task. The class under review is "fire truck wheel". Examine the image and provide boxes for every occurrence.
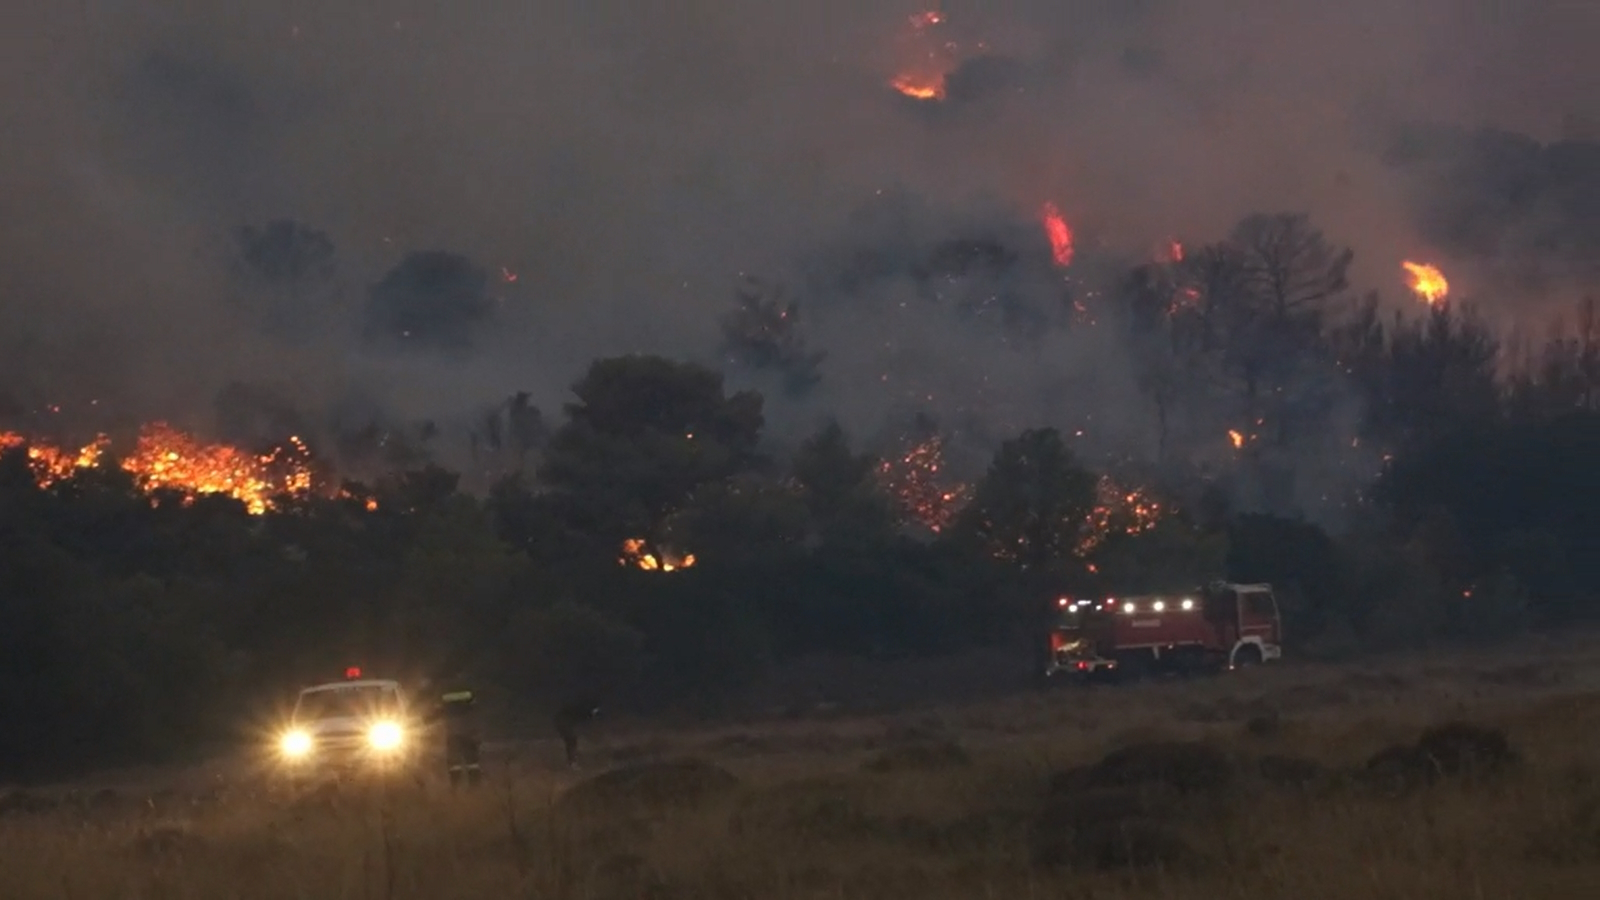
[1233,645,1263,669]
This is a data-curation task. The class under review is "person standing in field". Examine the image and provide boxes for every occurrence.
[440,688,483,786]
[552,698,600,770]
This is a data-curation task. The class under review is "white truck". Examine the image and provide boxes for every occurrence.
[274,669,422,778]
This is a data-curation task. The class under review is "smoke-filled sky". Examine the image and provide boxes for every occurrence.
[2,0,1595,464]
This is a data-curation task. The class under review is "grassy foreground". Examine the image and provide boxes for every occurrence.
[3,646,1600,899]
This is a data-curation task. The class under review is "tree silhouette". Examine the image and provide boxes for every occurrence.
[952,428,1096,572]
[538,355,765,545]
[363,251,494,354]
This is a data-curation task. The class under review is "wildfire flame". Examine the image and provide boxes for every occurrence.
[619,537,696,572]
[2,424,315,514]
[1,431,108,485]
[889,9,954,101]
[1228,429,1245,449]
[877,435,971,534]
[890,75,945,101]
[1041,202,1074,267]
[1402,261,1449,306]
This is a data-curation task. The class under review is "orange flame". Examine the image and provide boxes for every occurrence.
[889,9,954,101]
[1402,261,1449,305]
[1228,429,1245,449]
[619,537,696,572]
[120,423,314,515]
[1040,203,1074,267]
[890,75,946,101]
[3,424,315,514]
[0,431,108,485]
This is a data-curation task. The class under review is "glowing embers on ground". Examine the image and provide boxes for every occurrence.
[1040,203,1074,267]
[889,9,954,101]
[618,538,696,573]
[1,423,314,514]
[877,434,971,534]
[1402,261,1449,306]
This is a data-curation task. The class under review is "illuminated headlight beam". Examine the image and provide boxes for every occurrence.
[368,721,404,752]
[280,730,312,759]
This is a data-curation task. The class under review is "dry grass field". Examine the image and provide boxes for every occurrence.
[4,635,1600,899]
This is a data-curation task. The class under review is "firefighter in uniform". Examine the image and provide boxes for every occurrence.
[552,698,600,770]
[440,689,483,786]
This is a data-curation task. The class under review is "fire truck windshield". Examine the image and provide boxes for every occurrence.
[294,686,400,722]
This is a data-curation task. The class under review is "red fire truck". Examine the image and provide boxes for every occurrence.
[1042,581,1283,681]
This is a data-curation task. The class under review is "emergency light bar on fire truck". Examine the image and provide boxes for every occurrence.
[1043,582,1282,680]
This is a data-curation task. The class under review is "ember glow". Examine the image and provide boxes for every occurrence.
[1228,429,1245,449]
[1402,261,1449,305]
[618,538,696,572]
[1077,476,1166,556]
[877,435,971,534]
[890,75,945,101]
[1040,202,1074,267]
[888,9,954,101]
[2,424,314,514]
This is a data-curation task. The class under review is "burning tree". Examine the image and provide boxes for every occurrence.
[1077,475,1168,557]
[876,428,971,535]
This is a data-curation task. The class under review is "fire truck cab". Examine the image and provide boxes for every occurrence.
[1043,581,1282,681]
[272,668,420,778]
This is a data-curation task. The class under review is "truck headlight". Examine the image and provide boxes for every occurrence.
[281,730,312,759]
[368,721,404,752]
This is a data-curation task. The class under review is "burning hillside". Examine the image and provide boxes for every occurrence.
[1,423,315,514]
[0,431,108,485]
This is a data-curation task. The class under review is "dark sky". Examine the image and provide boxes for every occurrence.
[1,1,1594,453]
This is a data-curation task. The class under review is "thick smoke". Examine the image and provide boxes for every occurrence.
[1,1,1594,486]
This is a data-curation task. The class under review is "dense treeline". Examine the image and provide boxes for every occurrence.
[3,214,1598,779]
